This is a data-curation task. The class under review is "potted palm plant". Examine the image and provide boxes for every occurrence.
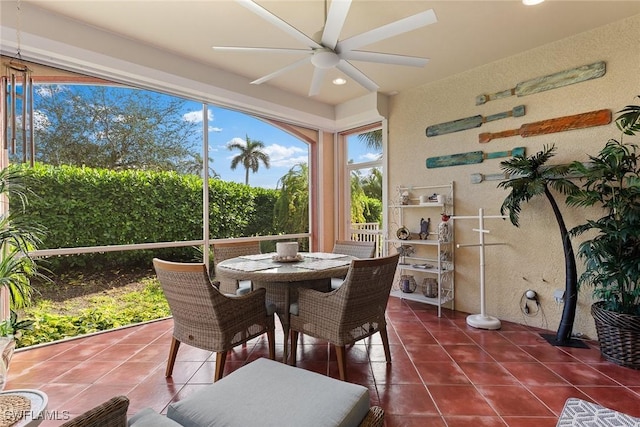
[498,146,582,346]
[0,166,46,388]
[566,96,640,369]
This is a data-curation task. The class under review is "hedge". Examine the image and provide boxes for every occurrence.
[18,163,280,271]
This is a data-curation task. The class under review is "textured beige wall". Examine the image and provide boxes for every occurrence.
[387,14,640,339]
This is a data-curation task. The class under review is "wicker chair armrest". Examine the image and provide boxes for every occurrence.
[60,395,129,427]
[218,287,272,331]
[224,287,268,312]
[358,406,385,427]
[296,287,343,321]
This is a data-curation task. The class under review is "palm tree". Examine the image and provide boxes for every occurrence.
[357,129,382,151]
[228,135,270,185]
[498,145,581,345]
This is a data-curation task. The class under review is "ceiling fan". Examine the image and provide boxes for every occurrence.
[212,0,437,96]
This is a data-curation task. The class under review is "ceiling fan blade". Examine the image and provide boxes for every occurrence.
[251,56,312,85]
[337,9,437,53]
[336,60,379,92]
[340,51,428,67]
[321,0,352,50]
[308,67,328,96]
[235,0,322,49]
[212,46,310,55]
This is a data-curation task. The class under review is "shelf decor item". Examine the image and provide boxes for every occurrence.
[396,244,414,265]
[438,214,451,242]
[396,226,411,240]
[419,218,430,240]
[400,275,417,293]
[401,190,410,205]
[422,278,438,298]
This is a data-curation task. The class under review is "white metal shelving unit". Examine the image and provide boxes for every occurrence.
[388,183,455,316]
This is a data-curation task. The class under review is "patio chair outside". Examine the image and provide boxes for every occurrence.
[153,258,276,382]
[213,240,261,295]
[290,254,400,381]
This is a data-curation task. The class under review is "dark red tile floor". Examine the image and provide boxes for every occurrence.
[8,297,640,426]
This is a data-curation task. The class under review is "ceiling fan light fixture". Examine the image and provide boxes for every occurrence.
[522,0,544,5]
[332,78,347,85]
[311,49,340,69]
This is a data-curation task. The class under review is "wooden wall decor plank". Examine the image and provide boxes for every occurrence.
[426,105,525,137]
[478,109,611,143]
[426,147,525,168]
[470,173,508,184]
[470,162,594,184]
[475,61,606,105]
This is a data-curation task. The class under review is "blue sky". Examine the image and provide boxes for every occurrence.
[32,84,377,189]
[183,103,379,189]
[183,105,310,189]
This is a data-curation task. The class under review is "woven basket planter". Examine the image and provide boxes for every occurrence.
[591,302,640,370]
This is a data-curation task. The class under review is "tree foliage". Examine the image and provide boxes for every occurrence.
[33,85,199,172]
[228,134,270,185]
[274,163,308,236]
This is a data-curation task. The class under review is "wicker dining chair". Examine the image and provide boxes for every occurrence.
[330,240,377,290]
[212,240,261,295]
[153,258,276,382]
[290,254,400,381]
[60,395,129,427]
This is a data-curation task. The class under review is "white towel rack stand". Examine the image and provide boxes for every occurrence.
[452,208,507,330]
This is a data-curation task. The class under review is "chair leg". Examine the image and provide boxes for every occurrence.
[267,328,276,361]
[379,325,392,363]
[335,345,347,381]
[165,337,181,377]
[290,330,299,366]
[214,351,227,382]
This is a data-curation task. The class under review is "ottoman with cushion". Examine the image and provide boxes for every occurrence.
[166,357,382,427]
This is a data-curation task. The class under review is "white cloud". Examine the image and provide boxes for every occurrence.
[264,143,307,168]
[226,137,246,147]
[361,152,381,162]
[32,110,50,131]
[223,140,307,169]
[183,110,220,132]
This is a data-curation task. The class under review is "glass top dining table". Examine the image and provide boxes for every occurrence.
[215,252,354,362]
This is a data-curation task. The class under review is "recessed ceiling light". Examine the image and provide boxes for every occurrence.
[332,78,347,85]
[522,0,544,5]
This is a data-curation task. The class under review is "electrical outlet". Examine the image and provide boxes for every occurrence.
[554,289,565,303]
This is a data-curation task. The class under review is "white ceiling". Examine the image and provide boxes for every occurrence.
[6,1,640,107]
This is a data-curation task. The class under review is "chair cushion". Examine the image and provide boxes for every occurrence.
[236,279,252,295]
[128,408,183,427]
[167,358,371,427]
[331,277,345,290]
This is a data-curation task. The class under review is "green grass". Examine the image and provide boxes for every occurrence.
[16,278,171,348]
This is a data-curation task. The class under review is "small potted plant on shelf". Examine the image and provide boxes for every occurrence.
[566,96,640,369]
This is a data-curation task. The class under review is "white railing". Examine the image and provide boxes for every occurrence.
[349,222,384,257]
